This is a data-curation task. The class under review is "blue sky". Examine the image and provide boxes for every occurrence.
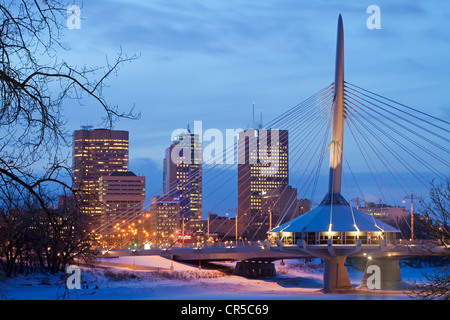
[58,0,450,208]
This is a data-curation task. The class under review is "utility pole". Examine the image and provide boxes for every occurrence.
[235,208,238,242]
[350,197,365,210]
[410,194,414,241]
[403,194,420,241]
[181,217,185,244]
[207,213,210,240]
[269,206,272,231]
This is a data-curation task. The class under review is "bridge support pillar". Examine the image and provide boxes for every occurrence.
[361,257,402,289]
[233,260,276,278]
[323,256,352,292]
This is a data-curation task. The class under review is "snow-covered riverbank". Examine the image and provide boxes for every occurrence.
[0,256,445,300]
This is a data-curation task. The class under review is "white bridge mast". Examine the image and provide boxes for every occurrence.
[328,14,345,200]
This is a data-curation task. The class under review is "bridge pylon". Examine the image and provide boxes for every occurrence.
[268,14,400,292]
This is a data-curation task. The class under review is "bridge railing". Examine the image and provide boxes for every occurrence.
[105,240,266,251]
[395,239,443,246]
[170,240,264,249]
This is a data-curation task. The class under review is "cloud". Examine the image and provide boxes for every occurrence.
[80,0,247,57]
[58,0,449,214]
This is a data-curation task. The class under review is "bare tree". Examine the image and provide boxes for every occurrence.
[407,179,450,300]
[0,0,138,276]
[420,179,450,247]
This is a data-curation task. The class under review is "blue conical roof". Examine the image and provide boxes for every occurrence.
[269,204,399,233]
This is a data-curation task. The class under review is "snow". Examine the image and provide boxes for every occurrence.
[0,256,445,300]
[96,255,200,271]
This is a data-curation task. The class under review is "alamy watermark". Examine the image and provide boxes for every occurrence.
[64,262,382,291]
[366,264,381,290]
[66,265,81,289]
[67,5,81,30]
[169,121,282,173]
[367,5,381,30]
[65,6,381,32]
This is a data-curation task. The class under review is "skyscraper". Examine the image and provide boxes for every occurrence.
[72,127,129,231]
[147,195,181,245]
[260,185,300,236]
[99,171,145,239]
[237,129,289,240]
[163,131,202,233]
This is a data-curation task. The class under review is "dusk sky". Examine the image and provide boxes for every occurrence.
[57,0,450,208]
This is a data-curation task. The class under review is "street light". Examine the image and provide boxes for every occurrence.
[402,194,422,241]
[226,208,239,242]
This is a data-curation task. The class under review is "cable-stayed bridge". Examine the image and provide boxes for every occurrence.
[96,15,449,291]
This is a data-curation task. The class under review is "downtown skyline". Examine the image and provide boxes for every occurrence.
[48,0,449,211]
[2,1,449,303]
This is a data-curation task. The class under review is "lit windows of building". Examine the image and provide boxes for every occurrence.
[358,202,408,227]
[99,171,145,242]
[72,127,129,231]
[147,196,181,246]
[163,131,202,231]
[237,129,289,240]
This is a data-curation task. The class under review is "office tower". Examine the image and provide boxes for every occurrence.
[72,127,129,231]
[206,213,236,242]
[237,129,289,240]
[58,194,76,213]
[297,198,312,215]
[260,185,299,238]
[163,131,202,232]
[148,196,181,245]
[358,202,408,227]
[99,171,145,239]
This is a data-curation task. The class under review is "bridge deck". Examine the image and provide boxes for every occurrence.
[102,243,447,262]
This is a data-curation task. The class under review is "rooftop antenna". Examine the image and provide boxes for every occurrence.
[259,109,263,129]
[252,102,255,128]
[80,123,93,131]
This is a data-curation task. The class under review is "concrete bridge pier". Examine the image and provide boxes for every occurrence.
[233,260,276,278]
[323,256,352,292]
[360,257,402,289]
